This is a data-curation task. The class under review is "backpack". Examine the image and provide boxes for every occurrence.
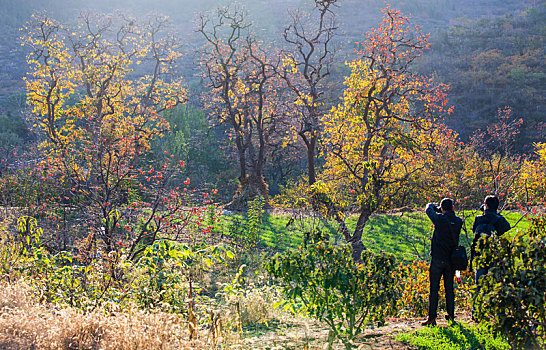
[474,215,500,237]
[470,215,500,270]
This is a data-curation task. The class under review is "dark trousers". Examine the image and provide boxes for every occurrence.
[428,259,455,319]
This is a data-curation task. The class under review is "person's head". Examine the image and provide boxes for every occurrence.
[484,195,499,211]
[440,198,454,212]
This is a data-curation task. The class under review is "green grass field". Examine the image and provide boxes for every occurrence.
[213,209,532,261]
[396,322,510,350]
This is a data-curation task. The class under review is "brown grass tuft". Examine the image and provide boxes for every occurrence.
[0,281,207,349]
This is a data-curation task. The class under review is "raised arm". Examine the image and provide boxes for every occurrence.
[425,203,439,224]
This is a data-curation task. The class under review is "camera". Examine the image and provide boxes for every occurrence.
[433,204,441,213]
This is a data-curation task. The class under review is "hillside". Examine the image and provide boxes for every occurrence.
[0,0,540,111]
[418,4,546,148]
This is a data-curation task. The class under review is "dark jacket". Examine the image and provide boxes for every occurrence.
[471,209,511,236]
[426,203,464,262]
[470,209,511,267]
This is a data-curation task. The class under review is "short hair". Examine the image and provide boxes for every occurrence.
[484,195,499,210]
[440,198,454,211]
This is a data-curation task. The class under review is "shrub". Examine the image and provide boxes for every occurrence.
[264,231,400,349]
[474,215,546,348]
[396,260,474,318]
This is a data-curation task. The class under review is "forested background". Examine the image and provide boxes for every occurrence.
[0,2,545,348]
[0,0,544,198]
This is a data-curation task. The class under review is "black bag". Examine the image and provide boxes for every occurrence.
[451,245,468,271]
[444,216,468,270]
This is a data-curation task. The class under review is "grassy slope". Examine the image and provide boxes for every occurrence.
[215,209,531,261]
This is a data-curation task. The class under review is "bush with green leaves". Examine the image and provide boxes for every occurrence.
[131,239,233,313]
[13,216,117,309]
[264,231,400,350]
[8,216,234,314]
[474,215,546,349]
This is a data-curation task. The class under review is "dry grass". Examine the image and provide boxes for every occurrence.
[0,281,207,349]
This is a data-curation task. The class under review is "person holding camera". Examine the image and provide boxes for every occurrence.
[470,195,511,319]
[422,198,463,326]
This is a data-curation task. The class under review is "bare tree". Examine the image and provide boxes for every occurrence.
[197,6,288,209]
[279,0,338,185]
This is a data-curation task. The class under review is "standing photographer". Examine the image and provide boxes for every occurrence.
[470,195,511,320]
[470,195,511,277]
[422,198,463,326]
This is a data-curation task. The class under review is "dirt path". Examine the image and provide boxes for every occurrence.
[238,313,474,349]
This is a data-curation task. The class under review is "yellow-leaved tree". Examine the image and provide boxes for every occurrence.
[22,12,187,252]
[318,6,451,261]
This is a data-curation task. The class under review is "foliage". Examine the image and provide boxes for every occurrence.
[396,322,510,350]
[473,215,546,348]
[7,216,233,314]
[20,12,193,254]
[517,142,546,212]
[319,6,451,261]
[246,196,265,248]
[132,239,233,313]
[264,232,400,349]
[395,260,473,318]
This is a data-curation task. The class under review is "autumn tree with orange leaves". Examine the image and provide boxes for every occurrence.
[318,6,452,262]
[22,13,196,254]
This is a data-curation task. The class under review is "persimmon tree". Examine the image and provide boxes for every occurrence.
[519,142,546,210]
[22,12,190,253]
[278,0,338,185]
[421,108,530,213]
[197,6,289,209]
[318,7,451,262]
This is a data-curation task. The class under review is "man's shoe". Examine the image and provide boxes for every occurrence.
[445,315,455,323]
[421,318,436,326]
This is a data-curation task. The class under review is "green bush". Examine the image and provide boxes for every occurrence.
[264,231,400,349]
[9,216,234,314]
[474,215,546,348]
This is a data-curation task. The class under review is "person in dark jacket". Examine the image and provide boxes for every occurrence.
[422,198,464,326]
[470,195,511,319]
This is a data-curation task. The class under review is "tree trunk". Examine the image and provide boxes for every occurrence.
[226,174,269,211]
[300,132,317,186]
[348,206,373,263]
[307,135,317,185]
[235,133,247,181]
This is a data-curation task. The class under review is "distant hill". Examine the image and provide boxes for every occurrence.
[417,4,546,150]
[0,0,542,148]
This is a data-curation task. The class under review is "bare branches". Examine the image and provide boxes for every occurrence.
[279,0,339,185]
[197,5,289,204]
